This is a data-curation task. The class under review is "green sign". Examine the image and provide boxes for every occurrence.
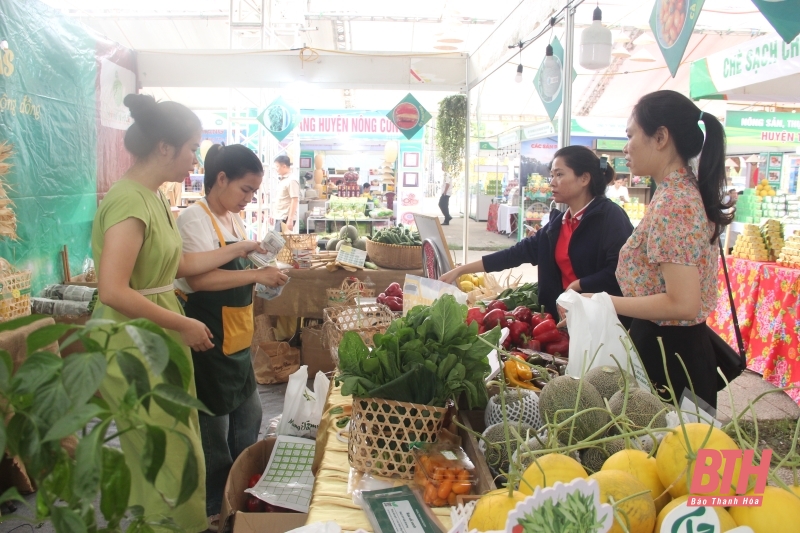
[533,37,577,121]
[725,111,800,146]
[258,96,299,141]
[752,0,800,43]
[386,93,431,140]
[597,139,627,150]
[613,157,629,173]
[650,0,705,77]
[479,141,497,150]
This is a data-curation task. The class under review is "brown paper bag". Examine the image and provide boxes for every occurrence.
[253,341,300,385]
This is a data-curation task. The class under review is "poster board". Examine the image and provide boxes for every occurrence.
[413,214,455,271]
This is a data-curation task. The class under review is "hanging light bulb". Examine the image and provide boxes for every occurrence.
[540,44,563,102]
[579,6,612,70]
[611,44,631,58]
[515,63,523,83]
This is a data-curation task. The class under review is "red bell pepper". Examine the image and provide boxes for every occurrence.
[525,339,541,352]
[530,306,554,328]
[486,300,508,312]
[466,307,485,326]
[376,292,387,304]
[384,296,403,312]
[507,320,531,347]
[512,306,532,324]
[478,324,486,334]
[248,474,261,489]
[246,496,266,512]
[533,319,561,344]
[483,309,507,329]
[384,282,403,297]
[544,338,570,357]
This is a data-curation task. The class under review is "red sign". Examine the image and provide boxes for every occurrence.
[688,448,771,507]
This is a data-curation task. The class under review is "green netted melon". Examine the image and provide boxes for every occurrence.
[539,376,610,445]
[339,224,359,242]
[336,239,348,251]
[482,422,534,475]
[579,439,626,474]
[585,365,639,402]
[608,388,669,430]
[352,237,368,251]
[325,238,340,251]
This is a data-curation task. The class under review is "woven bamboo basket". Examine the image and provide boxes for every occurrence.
[277,233,317,264]
[348,397,448,479]
[321,302,394,363]
[365,240,422,269]
[326,277,375,308]
[0,258,31,322]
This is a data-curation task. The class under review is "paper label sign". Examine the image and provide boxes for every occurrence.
[656,502,759,533]
[336,245,367,268]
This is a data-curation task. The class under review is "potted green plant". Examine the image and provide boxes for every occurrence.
[0,315,210,532]
[435,95,467,184]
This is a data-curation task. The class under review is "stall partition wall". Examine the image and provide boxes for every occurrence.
[0,0,135,293]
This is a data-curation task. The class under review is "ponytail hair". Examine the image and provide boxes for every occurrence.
[204,144,264,194]
[123,94,201,159]
[552,145,616,198]
[633,90,733,242]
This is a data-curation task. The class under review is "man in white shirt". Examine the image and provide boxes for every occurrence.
[439,169,453,225]
[606,176,630,203]
[274,155,299,232]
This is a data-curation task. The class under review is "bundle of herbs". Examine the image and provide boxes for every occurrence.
[335,294,501,408]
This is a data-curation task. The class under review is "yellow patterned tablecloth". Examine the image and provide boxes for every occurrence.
[306,386,453,532]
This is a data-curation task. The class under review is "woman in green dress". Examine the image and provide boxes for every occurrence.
[92,94,264,532]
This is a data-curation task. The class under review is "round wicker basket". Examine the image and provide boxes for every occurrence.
[365,240,422,269]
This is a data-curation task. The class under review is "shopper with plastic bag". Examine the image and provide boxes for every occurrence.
[608,90,733,409]
[440,146,633,323]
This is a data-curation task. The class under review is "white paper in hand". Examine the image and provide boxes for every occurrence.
[556,290,650,389]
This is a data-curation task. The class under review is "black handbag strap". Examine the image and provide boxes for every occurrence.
[718,238,746,360]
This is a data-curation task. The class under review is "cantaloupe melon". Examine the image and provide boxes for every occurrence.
[539,376,610,445]
[481,422,534,476]
[580,439,625,474]
[609,388,668,430]
[339,224,359,242]
[325,238,340,251]
[589,470,656,533]
[519,453,588,495]
[585,365,638,401]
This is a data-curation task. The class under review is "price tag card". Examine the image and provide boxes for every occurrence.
[336,245,367,268]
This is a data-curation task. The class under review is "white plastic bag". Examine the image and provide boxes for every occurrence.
[402,274,467,315]
[277,365,330,438]
[556,290,649,389]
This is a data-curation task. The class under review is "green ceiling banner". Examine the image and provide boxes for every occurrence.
[258,96,299,141]
[650,0,706,77]
[751,0,800,43]
[386,93,432,140]
[533,37,576,121]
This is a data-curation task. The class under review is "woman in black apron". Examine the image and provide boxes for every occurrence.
[176,144,288,525]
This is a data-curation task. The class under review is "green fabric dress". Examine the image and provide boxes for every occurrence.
[91,179,207,532]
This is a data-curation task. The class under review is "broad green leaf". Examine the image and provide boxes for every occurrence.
[85,319,117,328]
[100,447,131,527]
[32,380,70,427]
[152,395,190,426]
[429,294,467,346]
[116,351,151,411]
[0,314,48,333]
[124,326,168,376]
[125,319,189,387]
[11,351,63,395]
[125,520,155,533]
[42,453,73,503]
[128,505,145,518]
[44,404,105,442]
[62,352,107,408]
[338,332,369,375]
[51,505,89,533]
[72,419,110,501]
[173,432,199,507]
[141,425,166,485]
[160,359,185,389]
[6,412,41,461]
[0,486,24,506]
[152,383,212,415]
[26,324,78,355]
[0,349,11,390]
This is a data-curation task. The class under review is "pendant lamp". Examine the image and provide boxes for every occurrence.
[541,44,562,101]
[630,48,656,62]
[579,6,612,70]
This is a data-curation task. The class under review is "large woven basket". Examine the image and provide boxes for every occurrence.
[277,234,317,263]
[321,303,394,363]
[0,258,31,322]
[365,240,422,269]
[326,277,375,308]
[349,397,448,479]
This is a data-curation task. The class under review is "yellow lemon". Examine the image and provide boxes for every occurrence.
[519,453,587,495]
[655,495,737,532]
[602,449,670,513]
[459,281,474,292]
[656,423,741,498]
[589,470,656,533]
[728,486,800,533]
[468,489,526,532]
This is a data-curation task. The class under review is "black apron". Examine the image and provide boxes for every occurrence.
[184,202,256,416]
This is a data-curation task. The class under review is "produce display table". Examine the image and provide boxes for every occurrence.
[305,217,392,237]
[306,386,453,531]
[254,267,423,319]
[486,202,499,233]
[707,256,800,405]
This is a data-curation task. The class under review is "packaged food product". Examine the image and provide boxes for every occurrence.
[412,443,477,507]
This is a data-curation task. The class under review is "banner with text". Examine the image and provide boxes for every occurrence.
[725,110,800,147]
[297,109,419,140]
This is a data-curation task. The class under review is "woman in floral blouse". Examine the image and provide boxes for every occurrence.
[610,90,733,408]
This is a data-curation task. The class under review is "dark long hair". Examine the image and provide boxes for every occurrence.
[123,94,201,158]
[632,90,732,242]
[204,144,264,194]
[552,145,615,197]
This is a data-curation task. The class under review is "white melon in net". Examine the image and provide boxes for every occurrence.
[484,388,542,430]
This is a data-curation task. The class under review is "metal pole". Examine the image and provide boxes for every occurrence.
[556,4,575,213]
[462,60,471,266]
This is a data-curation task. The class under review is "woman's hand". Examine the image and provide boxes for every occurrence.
[439,268,463,285]
[566,279,582,292]
[253,267,289,287]
[179,317,215,352]
[232,240,266,257]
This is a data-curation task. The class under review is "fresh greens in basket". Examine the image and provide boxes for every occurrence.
[335,294,501,408]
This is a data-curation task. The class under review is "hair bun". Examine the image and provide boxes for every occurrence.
[123,94,158,123]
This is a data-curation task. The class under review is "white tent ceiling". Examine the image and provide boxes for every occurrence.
[42,0,797,121]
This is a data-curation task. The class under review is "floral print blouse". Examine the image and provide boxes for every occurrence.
[616,167,718,326]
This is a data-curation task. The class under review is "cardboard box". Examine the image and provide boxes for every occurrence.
[220,438,309,533]
[300,326,335,376]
